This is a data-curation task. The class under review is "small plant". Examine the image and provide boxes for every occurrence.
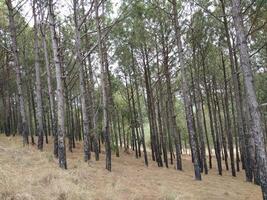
[164,192,178,200]
[46,153,54,162]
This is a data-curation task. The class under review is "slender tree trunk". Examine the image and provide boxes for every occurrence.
[117,112,122,149]
[221,51,236,176]
[172,0,200,179]
[214,81,228,172]
[65,89,73,152]
[230,84,240,172]
[26,82,35,145]
[122,114,126,149]
[95,0,111,171]
[48,0,67,169]
[200,88,212,169]
[32,0,44,150]
[190,65,208,174]
[220,0,243,174]
[6,0,29,145]
[233,27,255,181]
[131,50,148,163]
[231,0,267,197]
[40,18,58,157]
[142,46,163,167]
[2,57,11,137]
[206,73,222,175]
[80,0,99,160]
[155,42,168,168]
[128,76,138,158]
[161,33,182,170]
[125,75,134,152]
[73,0,91,162]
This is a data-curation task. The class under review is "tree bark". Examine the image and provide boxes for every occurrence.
[221,51,236,176]
[6,0,29,145]
[40,18,58,157]
[231,0,267,197]
[132,46,148,166]
[73,0,91,162]
[142,46,163,167]
[32,0,44,150]
[95,0,111,171]
[48,0,67,169]
[172,0,201,179]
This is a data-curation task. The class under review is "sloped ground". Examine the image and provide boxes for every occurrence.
[0,135,262,200]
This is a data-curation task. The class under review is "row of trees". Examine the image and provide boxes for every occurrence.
[0,0,266,199]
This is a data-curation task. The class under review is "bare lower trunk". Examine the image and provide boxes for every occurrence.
[131,48,148,166]
[41,22,58,157]
[33,0,44,150]
[231,0,267,198]
[73,0,91,162]
[220,0,243,175]
[95,0,111,171]
[172,0,201,180]
[6,0,29,145]
[48,0,67,169]
[142,46,163,167]
[221,51,236,177]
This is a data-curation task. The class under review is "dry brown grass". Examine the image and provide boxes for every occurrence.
[0,135,262,200]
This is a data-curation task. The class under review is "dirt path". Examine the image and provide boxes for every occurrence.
[0,135,262,200]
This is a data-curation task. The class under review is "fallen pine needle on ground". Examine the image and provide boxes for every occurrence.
[0,135,262,200]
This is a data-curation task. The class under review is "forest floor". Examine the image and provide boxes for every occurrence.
[0,135,262,200]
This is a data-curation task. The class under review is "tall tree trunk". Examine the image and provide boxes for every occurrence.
[73,0,91,162]
[48,0,67,169]
[6,0,29,145]
[233,33,254,181]
[205,70,222,175]
[142,46,163,167]
[132,46,148,166]
[26,81,35,145]
[155,42,168,168]
[122,114,126,149]
[220,0,242,174]
[231,0,267,197]
[221,51,236,176]
[172,0,201,180]
[200,86,212,169]
[190,66,208,174]
[2,57,11,137]
[213,80,228,172]
[40,20,58,157]
[161,32,182,170]
[32,0,44,150]
[229,84,240,172]
[95,0,111,171]
[125,74,135,152]
[129,73,139,158]
[80,0,99,160]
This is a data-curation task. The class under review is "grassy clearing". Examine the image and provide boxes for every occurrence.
[0,135,262,200]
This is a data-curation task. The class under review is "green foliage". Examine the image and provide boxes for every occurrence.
[0,0,267,168]
[255,72,267,104]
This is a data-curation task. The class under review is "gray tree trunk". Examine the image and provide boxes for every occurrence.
[231,0,267,198]
[32,0,44,150]
[95,0,111,171]
[73,0,91,162]
[221,51,236,176]
[172,0,201,180]
[48,0,67,169]
[6,0,29,145]
[132,48,148,166]
[40,15,58,157]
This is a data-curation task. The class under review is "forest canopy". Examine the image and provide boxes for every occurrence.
[0,0,267,199]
